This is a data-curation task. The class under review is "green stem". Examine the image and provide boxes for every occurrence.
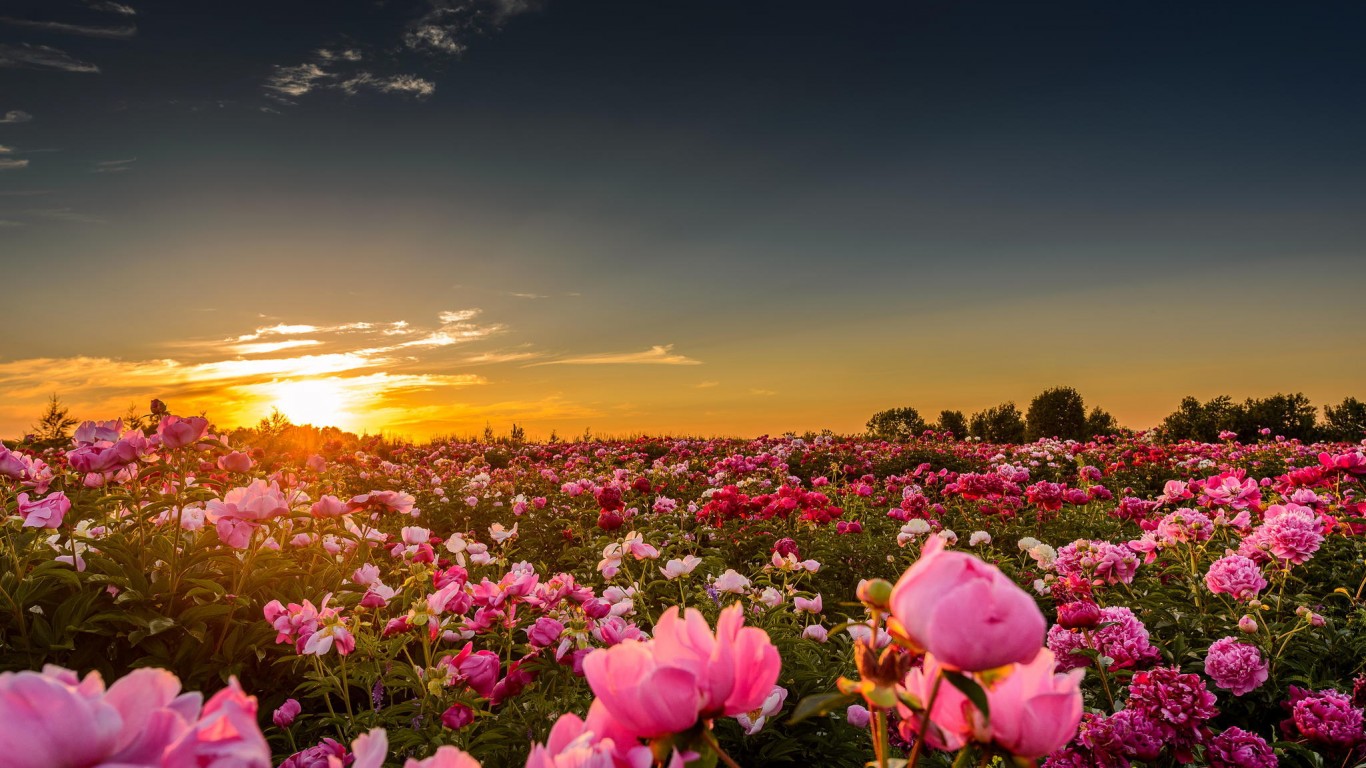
[702,726,744,768]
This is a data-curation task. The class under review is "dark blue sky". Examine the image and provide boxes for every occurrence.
[1,0,1363,436]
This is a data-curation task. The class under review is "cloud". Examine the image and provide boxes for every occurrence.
[696,380,719,388]
[405,0,544,56]
[264,62,330,100]
[0,219,22,228]
[22,207,105,223]
[93,157,136,173]
[338,73,436,99]
[0,158,31,170]
[84,1,136,15]
[0,110,32,124]
[396,309,504,348]
[0,43,100,73]
[265,49,434,103]
[749,389,777,396]
[460,349,543,365]
[233,324,321,342]
[532,345,702,366]
[228,339,324,355]
[0,17,137,39]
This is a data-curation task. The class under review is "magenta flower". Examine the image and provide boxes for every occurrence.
[1205,555,1268,600]
[17,491,70,529]
[1207,727,1277,768]
[1204,637,1268,696]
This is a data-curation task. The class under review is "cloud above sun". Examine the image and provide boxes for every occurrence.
[0,308,700,437]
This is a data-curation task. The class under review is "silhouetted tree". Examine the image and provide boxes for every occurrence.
[936,409,968,437]
[1236,393,1317,441]
[969,402,1026,443]
[1159,395,1241,442]
[32,394,78,441]
[866,407,927,440]
[1025,387,1087,441]
[1323,397,1366,442]
[1084,406,1121,438]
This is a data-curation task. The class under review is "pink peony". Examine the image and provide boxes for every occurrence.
[1204,637,1268,696]
[888,535,1045,671]
[1207,727,1276,768]
[17,491,70,529]
[975,648,1084,759]
[583,603,780,738]
[157,415,209,450]
[1205,555,1267,600]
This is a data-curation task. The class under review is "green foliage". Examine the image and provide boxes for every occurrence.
[865,408,927,441]
[1025,386,1087,442]
[968,402,1026,443]
[935,410,967,438]
[1323,396,1366,442]
[32,394,79,441]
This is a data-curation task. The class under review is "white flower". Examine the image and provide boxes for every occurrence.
[736,686,788,735]
[757,587,784,608]
[489,522,518,545]
[969,530,991,547]
[660,554,702,580]
[712,569,751,594]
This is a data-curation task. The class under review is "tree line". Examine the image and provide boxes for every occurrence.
[867,388,1366,444]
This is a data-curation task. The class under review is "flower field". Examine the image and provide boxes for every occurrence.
[3,407,1366,767]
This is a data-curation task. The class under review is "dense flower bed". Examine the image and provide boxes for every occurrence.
[2,406,1365,767]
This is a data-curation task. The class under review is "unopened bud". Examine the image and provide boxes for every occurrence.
[858,578,894,610]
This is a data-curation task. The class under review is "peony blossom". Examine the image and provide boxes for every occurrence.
[583,603,781,738]
[889,535,1045,671]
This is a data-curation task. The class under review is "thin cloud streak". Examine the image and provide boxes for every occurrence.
[530,345,702,366]
[0,17,137,39]
[0,43,101,73]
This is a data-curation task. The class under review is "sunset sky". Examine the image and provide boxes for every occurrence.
[2,0,1364,439]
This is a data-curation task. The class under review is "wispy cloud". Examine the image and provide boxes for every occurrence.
[265,49,434,104]
[532,345,702,366]
[22,207,106,224]
[0,17,137,39]
[396,309,504,348]
[0,158,31,170]
[228,339,324,355]
[84,1,136,16]
[405,0,544,57]
[696,380,720,388]
[0,219,22,228]
[0,43,100,73]
[0,110,32,124]
[461,349,543,365]
[93,157,136,173]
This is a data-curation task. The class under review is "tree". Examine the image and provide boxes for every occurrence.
[32,394,78,441]
[866,407,927,440]
[1158,395,1241,442]
[1083,406,1120,438]
[1322,397,1366,442]
[1237,393,1317,441]
[936,410,968,437]
[1025,387,1087,442]
[509,423,527,443]
[969,402,1026,443]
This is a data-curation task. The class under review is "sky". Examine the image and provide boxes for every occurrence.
[1,0,1364,439]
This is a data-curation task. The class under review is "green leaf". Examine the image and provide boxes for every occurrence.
[787,691,858,724]
[943,670,989,719]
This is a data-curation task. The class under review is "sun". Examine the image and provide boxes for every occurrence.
[265,378,356,429]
